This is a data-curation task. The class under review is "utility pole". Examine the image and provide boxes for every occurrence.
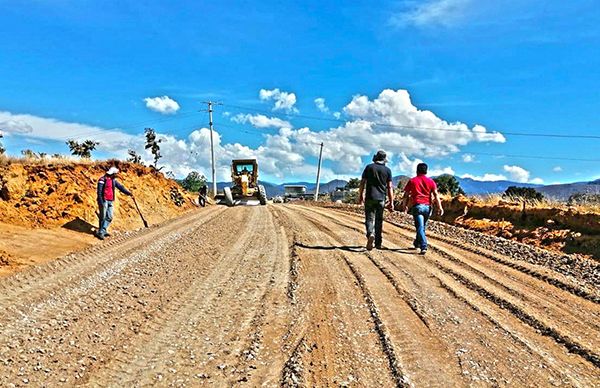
[314,142,324,201]
[203,101,221,197]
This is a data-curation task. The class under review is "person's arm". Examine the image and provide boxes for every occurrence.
[386,180,395,211]
[401,190,410,213]
[432,188,444,216]
[357,178,366,205]
[97,178,104,204]
[115,179,133,197]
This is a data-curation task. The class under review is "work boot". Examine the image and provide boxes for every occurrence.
[366,234,375,251]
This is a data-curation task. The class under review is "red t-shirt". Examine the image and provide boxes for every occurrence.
[404,175,437,205]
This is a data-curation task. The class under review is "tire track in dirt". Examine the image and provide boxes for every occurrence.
[291,206,467,387]
[335,208,600,363]
[297,205,600,385]
[275,205,397,387]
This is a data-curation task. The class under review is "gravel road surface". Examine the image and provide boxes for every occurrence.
[0,204,598,386]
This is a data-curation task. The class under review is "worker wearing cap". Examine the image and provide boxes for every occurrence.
[358,150,395,250]
[96,167,133,240]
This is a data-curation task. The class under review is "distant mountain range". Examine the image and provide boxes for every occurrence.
[208,177,600,201]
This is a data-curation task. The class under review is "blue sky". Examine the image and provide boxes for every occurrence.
[0,0,598,184]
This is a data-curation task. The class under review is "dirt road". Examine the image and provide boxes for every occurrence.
[0,204,598,386]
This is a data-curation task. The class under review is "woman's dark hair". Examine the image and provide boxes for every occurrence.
[416,163,428,175]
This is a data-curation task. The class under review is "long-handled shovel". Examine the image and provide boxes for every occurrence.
[132,197,149,228]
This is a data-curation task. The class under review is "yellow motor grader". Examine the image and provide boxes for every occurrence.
[220,159,267,206]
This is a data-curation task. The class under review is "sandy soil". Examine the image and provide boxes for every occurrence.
[0,204,598,386]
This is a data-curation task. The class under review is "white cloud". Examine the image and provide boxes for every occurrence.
[143,96,180,115]
[553,166,562,172]
[259,88,298,113]
[502,165,543,184]
[0,111,136,154]
[0,119,34,134]
[391,0,473,28]
[333,112,341,119]
[0,88,510,183]
[430,166,455,176]
[461,173,507,182]
[231,114,291,129]
[314,97,329,113]
[462,154,475,163]
[503,165,530,183]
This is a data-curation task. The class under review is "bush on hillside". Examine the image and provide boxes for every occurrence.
[568,192,600,205]
[144,128,162,170]
[345,178,361,189]
[66,140,99,158]
[434,174,465,196]
[504,186,544,202]
[180,171,207,192]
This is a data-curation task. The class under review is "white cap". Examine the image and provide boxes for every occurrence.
[107,167,119,175]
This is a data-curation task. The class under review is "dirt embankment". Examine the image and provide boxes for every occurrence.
[0,160,196,273]
[440,196,600,259]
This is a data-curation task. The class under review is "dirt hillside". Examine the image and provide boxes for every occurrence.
[0,159,196,273]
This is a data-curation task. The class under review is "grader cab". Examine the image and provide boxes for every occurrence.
[222,159,267,206]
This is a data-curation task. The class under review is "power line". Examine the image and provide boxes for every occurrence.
[223,103,600,140]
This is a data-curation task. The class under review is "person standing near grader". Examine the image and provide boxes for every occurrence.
[358,150,395,250]
[96,167,134,240]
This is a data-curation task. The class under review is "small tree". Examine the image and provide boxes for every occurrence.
[21,149,39,159]
[0,132,5,155]
[345,178,361,189]
[181,171,207,192]
[504,186,544,202]
[66,139,99,158]
[434,174,465,196]
[144,128,162,169]
[127,149,143,165]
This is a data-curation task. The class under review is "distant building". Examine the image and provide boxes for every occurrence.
[330,186,358,202]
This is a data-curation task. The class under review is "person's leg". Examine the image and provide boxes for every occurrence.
[411,206,422,248]
[416,205,430,251]
[374,201,384,248]
[101,201,114,236]
[97,201,106,237]
[364,200,375,238]
[364,200,376,250]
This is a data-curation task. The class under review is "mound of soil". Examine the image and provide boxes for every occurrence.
[0,160,195,231]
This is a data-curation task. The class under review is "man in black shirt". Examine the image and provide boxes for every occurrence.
[358,150,395,250]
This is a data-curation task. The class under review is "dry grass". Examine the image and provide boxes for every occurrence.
[0,154,96,167]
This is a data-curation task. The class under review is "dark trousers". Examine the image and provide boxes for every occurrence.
[365,199,385,246]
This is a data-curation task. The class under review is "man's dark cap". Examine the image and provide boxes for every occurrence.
[372,150,388,163]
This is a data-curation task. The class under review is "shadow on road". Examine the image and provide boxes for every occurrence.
[294,242,414,254]
[62,217,97,235]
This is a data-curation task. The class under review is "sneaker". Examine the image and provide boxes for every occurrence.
[419,249,427,255]
[413,240,419,249]
[104,232,111,237]
[96,233,105,240]
[366,235,375,251]
[375,245,383,250]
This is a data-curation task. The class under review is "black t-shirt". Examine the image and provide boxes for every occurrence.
[362,162,392,201]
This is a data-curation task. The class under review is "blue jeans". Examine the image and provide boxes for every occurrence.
[365,199,385,247]
[411,204,431,250]
[98,200,114,237]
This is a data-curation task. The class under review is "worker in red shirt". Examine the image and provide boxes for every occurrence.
[401,163,443,254]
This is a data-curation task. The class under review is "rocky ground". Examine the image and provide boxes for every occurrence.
[0,204,598,386]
